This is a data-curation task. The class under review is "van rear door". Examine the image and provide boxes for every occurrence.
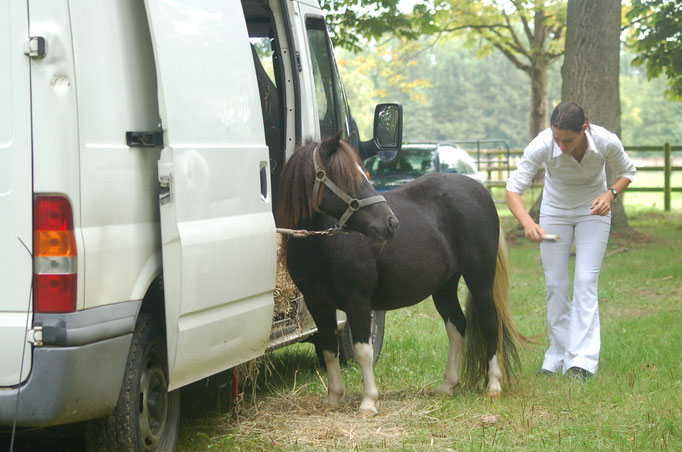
[143,0,277,390]
[0,0,34,387]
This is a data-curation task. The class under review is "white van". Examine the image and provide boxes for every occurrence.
[0,0,401,450]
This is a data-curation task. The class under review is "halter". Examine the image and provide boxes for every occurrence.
[310,144,388,234]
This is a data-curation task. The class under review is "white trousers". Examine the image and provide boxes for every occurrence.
[539,205,611,375]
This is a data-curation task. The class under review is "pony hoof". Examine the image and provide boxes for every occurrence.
[324,393,345,407]
[436,382,458,396]
[358,400,378,416]
[486,385,502,398]
[324,398,342,407]
[358,407,378,417]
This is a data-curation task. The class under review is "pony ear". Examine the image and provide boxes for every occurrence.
[320,130,344,157]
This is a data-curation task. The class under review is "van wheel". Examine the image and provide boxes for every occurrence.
[315,310,385,368]
[85,314,180,452]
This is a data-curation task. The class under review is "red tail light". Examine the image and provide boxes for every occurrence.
[33,196,77,313]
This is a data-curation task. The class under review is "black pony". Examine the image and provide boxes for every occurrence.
[276,133,526,415]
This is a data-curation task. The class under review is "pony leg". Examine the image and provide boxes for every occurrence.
[432,280,466,395]
[322,350,346,406]
[464,282,505,397]
[487,355,503,397]
[353,342,379,415]
[307,303,346,406]
[344,302,379,414]
[436,321,463,395]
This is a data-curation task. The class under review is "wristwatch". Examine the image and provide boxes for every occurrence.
[608,187,618,198]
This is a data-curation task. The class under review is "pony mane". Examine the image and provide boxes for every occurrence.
[276,135,365,230]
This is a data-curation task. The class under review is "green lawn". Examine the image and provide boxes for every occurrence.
[178,209,681,451]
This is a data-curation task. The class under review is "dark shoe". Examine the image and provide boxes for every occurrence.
[537,368,556,376]
[566,367,593,381]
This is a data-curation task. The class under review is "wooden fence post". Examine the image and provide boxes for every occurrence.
[664,142,671,212]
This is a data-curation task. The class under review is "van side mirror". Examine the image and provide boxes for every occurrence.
[359,103,403,162]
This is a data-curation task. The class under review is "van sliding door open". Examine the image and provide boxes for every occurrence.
[143,0,277,390]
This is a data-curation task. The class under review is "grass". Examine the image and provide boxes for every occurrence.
[177,208,681,451]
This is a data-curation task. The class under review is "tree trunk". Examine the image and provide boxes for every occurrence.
[527,60,549,221]
[562,0,629,231]
[529,61,550,139]
[528,5,551,139]
[522,5,552,222]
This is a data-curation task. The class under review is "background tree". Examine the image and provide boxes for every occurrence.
[626,0,682,100]
[319,0,443,52]
[561,0,630,231]
[438,0,565,139]
[323,0,566,140]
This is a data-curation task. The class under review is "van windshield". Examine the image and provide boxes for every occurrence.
[305,17,350,139]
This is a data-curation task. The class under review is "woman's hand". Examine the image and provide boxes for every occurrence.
[523,222,547,243]
[590,192,614,216]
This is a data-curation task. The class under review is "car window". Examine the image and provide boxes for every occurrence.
[459,160,475,174]
[439,147,477,175]
[370,150,435,175]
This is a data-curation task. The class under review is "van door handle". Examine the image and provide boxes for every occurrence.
[259,162,268,200]
[159,174,172,204]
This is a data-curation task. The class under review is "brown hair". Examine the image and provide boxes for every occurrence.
[550,101,590,132]
[275,133,364,230]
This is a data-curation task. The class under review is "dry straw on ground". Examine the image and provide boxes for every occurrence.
[228,392,423,450]
[274,235,299,314]
[212,385,500,451]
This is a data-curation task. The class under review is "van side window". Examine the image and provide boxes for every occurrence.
[251,38,278,89]
[305,17,350,139]
[243,0,287,211]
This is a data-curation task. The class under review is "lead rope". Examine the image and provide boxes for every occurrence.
[275,226,342,238]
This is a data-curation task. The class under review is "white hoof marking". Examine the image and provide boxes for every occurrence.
[354,342,379,414]
[438,321,463,395]
[486,355,503,397]
[323,350,345,406]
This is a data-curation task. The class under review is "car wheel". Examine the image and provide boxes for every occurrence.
[85,314,180,452]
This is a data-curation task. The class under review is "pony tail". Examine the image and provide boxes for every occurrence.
[491,228,527,386]
[462,228,531,390]
[462,291,486,388]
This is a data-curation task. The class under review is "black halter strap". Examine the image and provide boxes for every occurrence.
[311,145,387,232]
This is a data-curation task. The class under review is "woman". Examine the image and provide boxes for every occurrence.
[505,102,636,380]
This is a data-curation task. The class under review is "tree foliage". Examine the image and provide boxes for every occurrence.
[323,0,567,140]
[440,0,566,137]
[626,0,682,100]
[339,37,564,147]
[338,39,681,148]
[319,0,445,52]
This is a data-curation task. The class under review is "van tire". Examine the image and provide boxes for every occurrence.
[85,314,180,452]
[315,310,385,368]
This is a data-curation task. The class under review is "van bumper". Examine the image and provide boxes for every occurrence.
[0,301,140,427]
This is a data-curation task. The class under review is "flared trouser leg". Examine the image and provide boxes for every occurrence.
[539,207,610,375]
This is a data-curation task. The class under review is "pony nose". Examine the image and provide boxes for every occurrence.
[388,215,399,234]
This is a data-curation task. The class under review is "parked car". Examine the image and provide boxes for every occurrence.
[365,143,485,192]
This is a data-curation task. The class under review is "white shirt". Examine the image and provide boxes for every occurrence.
[506,125,637,210]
